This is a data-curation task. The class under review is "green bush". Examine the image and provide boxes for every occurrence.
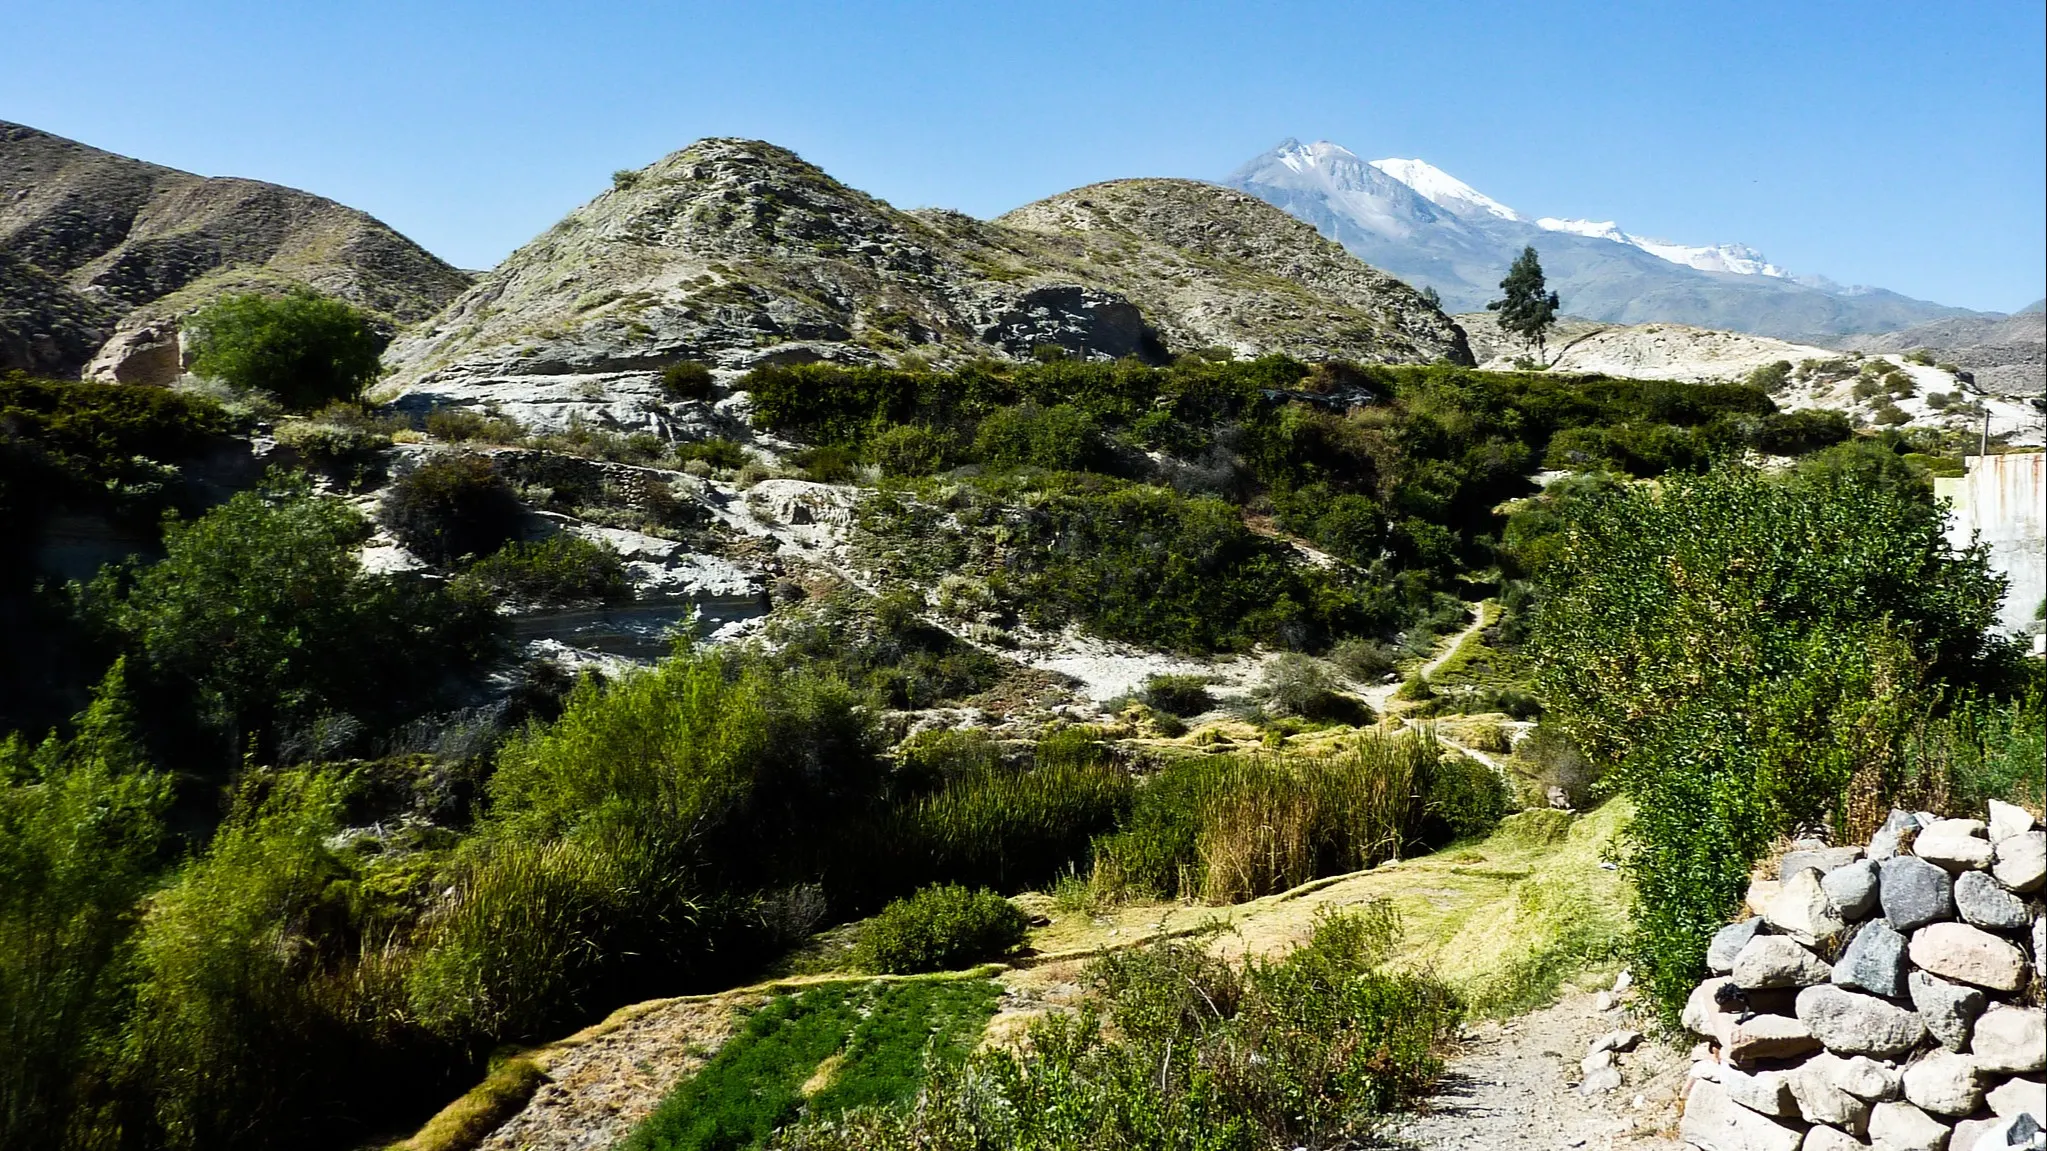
[84,475,503,762]
[1139,674,1214,717]
[0,666,170,1151]
[1528,462,2013,1018]
[972,403,1106,471]
[1423,754,1512,843]
[425,407,525,444]
[867,423,957,477]
[792,445,859,483]
[380,454,527,565]
[1745,359,1794,393]
[184,290,386,412]
[855,884,1028,974]
[1256,654,1367,722]
[659,361,716,401]
[273,416,389,474]
[673,437,748,470]
[1331,637,1398,680]
[459,534,630,605]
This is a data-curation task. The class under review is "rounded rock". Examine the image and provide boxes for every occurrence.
[1953,870,2030,931]
[1834,919,1911,999]
[1825,859,1883,922]
[1902,1049,1984,1117]
[1796,985,1927,1058]
[1972,1004,2047,1075]
[1881,855,1957,931]
[1907,970,1987,1052]
[1986,1077,2046,1121]
[1868,1099,1953,1151]
[1909,921,2029,992]
[1992,830,2046,893]
[1734,935,1835,989]
[1709,917,1768,974]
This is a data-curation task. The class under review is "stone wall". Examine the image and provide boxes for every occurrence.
[1678,802,2044,1151]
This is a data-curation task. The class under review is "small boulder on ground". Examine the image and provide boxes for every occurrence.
[1783,845,1866,880]
[1824,859,1882,921]
[1868,1099,1953,1151]
[1709,918,1768,974]
[1914,819,1993,871]
[1766,867,1848,943]
[1985,1076,2045,1120]
[1901,1049,1984,1117]
[1986,799,2036,842]
[1972,1004,2047,1075]
[1991,831,2046,893]
[1681,1080,1806,1151]
[1728,1013,1825,1065]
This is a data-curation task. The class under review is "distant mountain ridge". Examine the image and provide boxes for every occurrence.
[1227,138,1988,343]
[0,120,469,377]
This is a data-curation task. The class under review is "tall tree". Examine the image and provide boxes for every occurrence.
[1488,246,1561,360]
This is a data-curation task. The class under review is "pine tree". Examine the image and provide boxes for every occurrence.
[1488,246,1561,360]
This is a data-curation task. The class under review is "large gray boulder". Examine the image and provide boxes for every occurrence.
[1825,859,1883,921]
[1681,1080,1807,1151]
[1909,922,2028,992]
[1953,870,2030,931]
[1796,985,1927,1057]
[1734,935,1835,989]
[1882,855,1957,931]
[1973,1004,2047,1075]
[1834,920,1911,998]
[1908,970,1987,1052]
[1783,845,1867,880]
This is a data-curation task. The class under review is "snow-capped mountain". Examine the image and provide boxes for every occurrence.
[1226,138,1980,341]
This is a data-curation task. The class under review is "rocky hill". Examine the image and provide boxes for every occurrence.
[0,120,470,377]
[1841,309,2045,398]
[381,139,1469,426]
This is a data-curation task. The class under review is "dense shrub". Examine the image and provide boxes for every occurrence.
[1139,674,1214,717]
[84,476,503,764]
[867,423,957,477]
[0,667,170,1151]
[379,454,527,565]
[458,534,630,605]
[1529,462,2015,1017]
[1422,754,1513,844]
[185,290,386,411]
[425,407,525,444]
[1256,653,1369,722]
[659,360,716,401]
[854,884,1029,974]
[972,402,1106,471]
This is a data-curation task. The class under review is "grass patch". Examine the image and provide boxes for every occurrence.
[621,978,998,1151]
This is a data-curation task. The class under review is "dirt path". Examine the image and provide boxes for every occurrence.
[1362,602,1491,716]
[1388,990,1688,1151]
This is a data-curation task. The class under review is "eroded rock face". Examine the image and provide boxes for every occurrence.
[81,317,182,385]
[381,139,1473,431]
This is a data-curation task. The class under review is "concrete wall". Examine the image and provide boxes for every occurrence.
[1936,451,2046,638]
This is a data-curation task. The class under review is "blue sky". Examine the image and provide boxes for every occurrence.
[4,1,2042,311]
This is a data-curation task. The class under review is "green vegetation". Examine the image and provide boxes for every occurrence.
[84,475,502,764]
[1139,674,1214,717]
[776,906,1461,1151]
[185,290,387,411]
[1488,246,1561,357]
[1091,732,1487,905]
[661,361,717,402]
[457,533,630,605]
[379,454,528,564]
[625,978,1000,1151]
[1526,461,2024,1018]
[855,885,1029,974]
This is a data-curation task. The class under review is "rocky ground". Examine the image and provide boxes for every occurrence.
[1389,989,1689,1151]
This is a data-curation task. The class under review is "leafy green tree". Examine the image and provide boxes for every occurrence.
[1,663,170,1151]
[1527,463,2012,1014]
[84,475,501,764]
[1488,246,1561,359]
[185,290,386,411]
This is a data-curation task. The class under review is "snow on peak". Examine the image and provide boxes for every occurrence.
[1369,158,1525,223]
[1536,217,1625,242]
[1538,216,1787,277]
[1274,138,1365,174]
